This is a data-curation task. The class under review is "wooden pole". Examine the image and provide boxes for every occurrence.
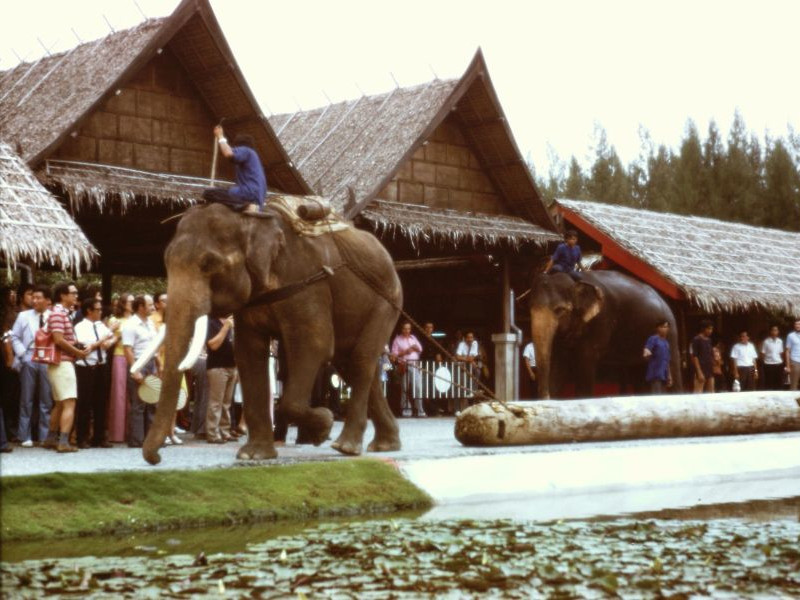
[455,391,800,446]
[210,137,219,186]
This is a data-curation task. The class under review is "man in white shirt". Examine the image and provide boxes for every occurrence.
[9,285,52,446]
[522,341,537,398]
[786,319,800,391]
[730,330,758,391]
[456,331,482,401]
[760,325,784,391]
[74,297,117,448]
[123,295,156,447]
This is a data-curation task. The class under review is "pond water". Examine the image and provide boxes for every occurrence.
[3,513,799,598]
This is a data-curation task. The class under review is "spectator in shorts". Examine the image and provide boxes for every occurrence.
[43,282,89,452]
[691,320,714,393]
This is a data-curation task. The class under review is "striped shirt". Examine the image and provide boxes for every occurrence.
[47,303,76,363]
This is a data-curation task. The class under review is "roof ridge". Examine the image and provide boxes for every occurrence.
[271,77,458,119]
[0,18,166,77]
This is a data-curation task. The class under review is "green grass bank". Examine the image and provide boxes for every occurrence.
[0,459,432,542]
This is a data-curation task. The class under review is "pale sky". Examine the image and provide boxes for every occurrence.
[2,0,798,178]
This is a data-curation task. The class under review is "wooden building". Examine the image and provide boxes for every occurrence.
[270,50,560,354]
[0,0,309,289]
[555,198,800,389]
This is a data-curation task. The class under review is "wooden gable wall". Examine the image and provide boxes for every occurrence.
[376,114,505,215]
[53,47,233,181]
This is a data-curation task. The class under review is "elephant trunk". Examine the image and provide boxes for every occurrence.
[531,306,558,399]
[142,283,209,465]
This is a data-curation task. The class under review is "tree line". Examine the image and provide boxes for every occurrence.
[535,113,800,232]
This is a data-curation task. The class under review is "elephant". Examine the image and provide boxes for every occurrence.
[141,202,402,465]
[529,270,682,399]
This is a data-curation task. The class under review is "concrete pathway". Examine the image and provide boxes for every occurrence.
[2,416,798,521]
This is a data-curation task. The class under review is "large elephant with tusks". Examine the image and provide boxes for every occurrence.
[530,270,682,398]
[141,203,402,465]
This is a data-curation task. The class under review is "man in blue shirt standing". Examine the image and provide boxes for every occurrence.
[643,319,673,394]
[203,125,267,213]
[543,230,582,281]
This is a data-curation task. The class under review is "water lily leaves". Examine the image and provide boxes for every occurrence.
[3,518,800,597]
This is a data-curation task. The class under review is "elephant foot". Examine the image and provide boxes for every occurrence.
[331,436,363,456]
[237,441,278,460]
[367,435,401,452]
[302,407,334,446]
[142,432,164,465]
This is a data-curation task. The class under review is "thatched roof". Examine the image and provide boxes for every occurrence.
[557,199,800,314]
[40,159,232,213]
[0,0,309,196]
[270,50,555,235]
[360,199,561,249]
[0,143,96,272]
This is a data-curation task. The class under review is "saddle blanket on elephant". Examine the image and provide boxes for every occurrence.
[266,195,350,237]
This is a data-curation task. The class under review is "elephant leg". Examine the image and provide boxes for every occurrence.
[332,306,397,456]
[574,348,598,398]
[279,331,334,446]
[366,371,401,452]
[233,329,276,460]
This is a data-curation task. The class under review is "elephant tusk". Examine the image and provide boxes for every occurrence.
[178,315,208,372]
[130,325,166,374]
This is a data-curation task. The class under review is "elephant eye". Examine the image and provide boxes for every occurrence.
[553,305,568,315]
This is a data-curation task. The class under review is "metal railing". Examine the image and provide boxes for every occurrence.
[402,359,478,400]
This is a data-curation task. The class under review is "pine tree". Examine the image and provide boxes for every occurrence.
[586,127,632,205]
[563,157,586,199]
[762,138,800,231]
[721,112,762,225]
[672,121,704,215]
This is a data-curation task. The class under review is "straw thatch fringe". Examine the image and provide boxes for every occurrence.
[0,143,96,273]
[361,200,561,250]
[558,199,800,314]
[40,160,232,214]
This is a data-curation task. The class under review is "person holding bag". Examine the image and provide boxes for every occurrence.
[42,282,89,453]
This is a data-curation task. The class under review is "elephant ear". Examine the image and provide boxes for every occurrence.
[243,214,286,288]
[573,281,604,323]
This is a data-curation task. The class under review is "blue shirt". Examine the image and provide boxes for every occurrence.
[552,242,581,272]
[644,334,670,382]
[787,331,800,363]
[230,146,267,207]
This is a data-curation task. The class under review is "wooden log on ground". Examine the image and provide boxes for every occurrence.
[454,391,800,446]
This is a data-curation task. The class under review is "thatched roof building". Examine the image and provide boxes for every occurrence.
[0,0,310,277]
[0,0,308,199]
[271,50,559,346]
[0,142,96,272]
[270,50,558,251]
[557,199,800,315]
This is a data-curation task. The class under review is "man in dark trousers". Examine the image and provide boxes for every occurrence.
[691,320,715,393]
[74,297,117,448]
[643,319,673,394]
[203,125,267,213]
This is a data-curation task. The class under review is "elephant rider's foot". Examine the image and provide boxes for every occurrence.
[237,441,278,460]
[367,435,401,452]
[331,435,363,456]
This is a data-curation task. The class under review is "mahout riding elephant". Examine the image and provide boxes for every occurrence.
[141,202,402,465]
[529,271,681,398]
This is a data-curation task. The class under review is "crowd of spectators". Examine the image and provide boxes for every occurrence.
[0,282,246,453]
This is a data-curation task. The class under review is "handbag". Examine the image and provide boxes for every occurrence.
[32,326,60,365]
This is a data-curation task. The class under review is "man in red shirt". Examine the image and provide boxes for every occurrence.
[43,282,89,452]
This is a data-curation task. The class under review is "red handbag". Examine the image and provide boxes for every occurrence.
[32,327,61,365]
